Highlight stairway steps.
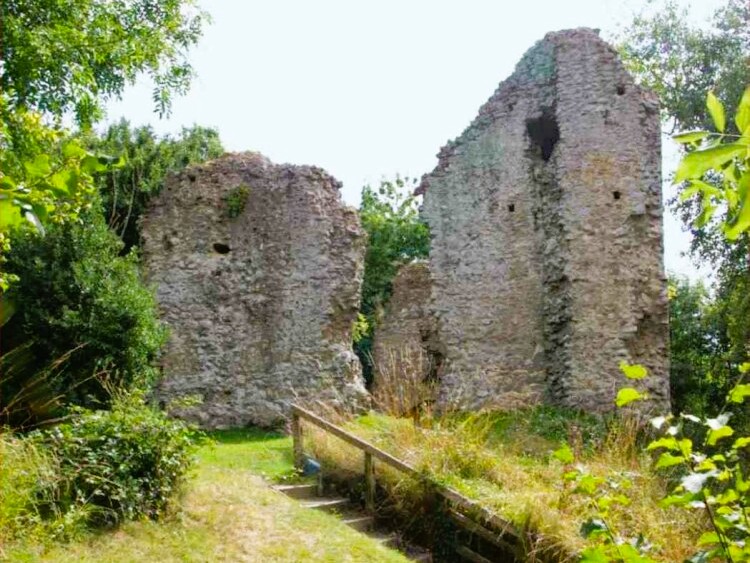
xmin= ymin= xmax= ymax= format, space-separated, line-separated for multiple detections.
xmin=343 ymin=515 xmax=374 ymax=532
xmin=371 ymin=532 xmax=399 ymax=549
xmin=300 ymin=497 xmax=350 ymax=512
xmin=275 ymin=482 xmax=430 ymax=561
xmin=272 ymin=483 xmax=318 ymax=499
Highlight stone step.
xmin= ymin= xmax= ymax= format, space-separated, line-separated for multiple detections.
xmin=273 ymin=483 xmax=319 ymax=500
xmin=342 ymin=515 xmax=374 ymax=532
xmin=300 ymin=497 xmax=350 ymax=512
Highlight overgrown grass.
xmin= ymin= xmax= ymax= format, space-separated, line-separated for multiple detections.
xmin=2 ymin=429 xmax=409 ymax=562
xmin=305 ymin=407 xmax=707 ymax=562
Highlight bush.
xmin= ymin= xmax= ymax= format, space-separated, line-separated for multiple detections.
xmin=34 ymin=395 xmax=199 ymax=526
xmin=1 ymin=210 xmax=167 ymax=426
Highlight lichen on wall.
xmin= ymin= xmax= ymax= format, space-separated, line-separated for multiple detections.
xmin=141 ymin=152 xmax=369 ymax=427
xmin=418 ymin=28 xmax=669 ymax=412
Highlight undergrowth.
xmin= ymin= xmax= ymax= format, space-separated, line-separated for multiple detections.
xmin=305 ymin=406 xmax=706 ymax=562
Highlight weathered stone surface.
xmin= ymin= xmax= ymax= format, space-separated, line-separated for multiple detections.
xmin=141 ymin=152 xmax=369 ymax=427
xmin=418 ymin=28 xmax=669 ymax=412
xmin=371 ymin=261 xmax=443 ymax=413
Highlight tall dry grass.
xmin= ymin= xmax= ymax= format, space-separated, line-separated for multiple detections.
xmin=304 ymin=409 xmax=706 ymax=562
xmin=371 ymin=345 xmax=438 ymax=420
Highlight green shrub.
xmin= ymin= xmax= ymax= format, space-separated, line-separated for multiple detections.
xmin=224 ymin=184 xmax=250 ymax=218
xmin=34 ymin=394 xmax=199 ymax=526
xmin=1 ymin=210 xmax=167 ymax=426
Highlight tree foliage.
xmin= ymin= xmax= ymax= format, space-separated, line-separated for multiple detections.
xmin=356 ymin=178 xmax=430 ymax=381
xmin=618 ymin=0 xmax=749 ymax=135
xmin=87 ymin=120 xmax=224 ymax=250
xmin=0 ymin=0 xmax=208 ymax=291
xmin=567 ymin=90 xmax=750 ymax=563
xmin=1 ymin=210 xmax=166 ymax=428
xmin=1 ymin=0 xmax=206 ymax=125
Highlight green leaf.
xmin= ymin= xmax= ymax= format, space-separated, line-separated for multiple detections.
xmin=655 ymin=452 xmax=685 ymax=468
xmin=697 ymin=531 xmax=720 ymax=546
xmin=81 ymin=154 xmax=108 ymax=174
xmin=674 ymin=143 xmax=747 ymax=183
xmin=616 ymin=387 xmax=645 ymax=407
xmin=728 ymin=384 xmax=750 ymax=403
xmin=619 ymin=361 xmax=648 ymax=379
xmin=0 ymin=197 xmax=25 ymax=230
xmin=707 ymin=91 xmax=726 ymax=133
xmin=679 ymin=180 xmax=723 ymax=202
xmin=580 ymin=546 xmax=610 ymax=563
xmin=673 ymin=130 xmax=710 ymax=144
xmin=724 ymin=188 xmax=750 ymax=240
xmin=552 ymin=444 xmax=574 ymax=464
xmin=707 ymin=426 xmax=734 ymax=445
xmin=0 ymin=295 xmax=17 ymax=327
xmin=647 ymin=436 xmax=678 ymax=451
xmin=732 ymin=437 xmax=750 ymax=449
xmin=62 ymin=141 xmax=87 ymax=159
xmin=735 ymin=86 xmax=750 ymax=134
xmin=23 ymin=154 xmax=52 ymax=179
xmin=661 ymin=492 xmax=695 ymax=507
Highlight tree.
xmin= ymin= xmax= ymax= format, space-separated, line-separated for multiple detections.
xmin=619 ymin=1 xmax=750 ymax=423
xmin=668 ymin=276 xmax=727 ymax=416
xmin=356 ymin=178 xmax=430 ymax=382
xmin=0 ymin=0 xmax=207 ymax=293
xmin=87 ymin=120 xmax=224 ymax=250
xmin=618 ymin=0 xmax=749 ymax=135
xmin=1 ymin=209 xmax=167 ymax=428
xmin=1 ymin=0 xmax=206 ymax=125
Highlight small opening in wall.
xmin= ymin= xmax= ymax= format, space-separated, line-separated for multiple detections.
xmin=508 ymin=203 xmax=515 ymax=212
xmin=613 ymin=191 xmax=621 ymax=200
xmin=213 ymin=242 xmax=231 ymax=254
xmin=526 ymin=109 xmax=560 ymax=161
xmin=616 ymin=85 xmax=626 ymax=96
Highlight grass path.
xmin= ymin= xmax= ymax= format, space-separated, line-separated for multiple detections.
xmin=6 ymin=429 xmax=409 ymax=563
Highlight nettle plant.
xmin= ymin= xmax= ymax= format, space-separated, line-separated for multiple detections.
xmin=557 ymin=87 xmax=750 ymax=563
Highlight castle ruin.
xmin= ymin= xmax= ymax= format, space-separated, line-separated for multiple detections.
xmin=141 ymin=153 xmax=369 ymax=427
xmin=411 ymin=28 xmax=669 ymax=412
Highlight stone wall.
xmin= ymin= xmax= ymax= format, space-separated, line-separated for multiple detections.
xmin=417 ymin=28 xmax=669 ymax=412
xmin=141 ymin=152 xmax=369 ymax=427
xmin=371 ymin=261 xmax=442 ymax=413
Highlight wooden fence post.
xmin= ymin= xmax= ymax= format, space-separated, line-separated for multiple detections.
xmin=292 ymin=410 xmax=304 ymax=470
xmin=364 ymin=451 xmax=375 ymax=513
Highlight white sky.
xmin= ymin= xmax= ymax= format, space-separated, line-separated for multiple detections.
xmin=106 ymin=0 xmax=722 ymax=281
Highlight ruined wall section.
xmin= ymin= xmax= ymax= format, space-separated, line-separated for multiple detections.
xmin=417 ymin=41 xmax=558 ymax=409
xmin=141 ymin=152 xmax=369 ymax=427
xmin=552 ymin=30 xmax=668 ymax=409
xmin=419 ymin=29 xmax=669 ymax=412
xmin=371 ymin=262 xmax=442 ymax=411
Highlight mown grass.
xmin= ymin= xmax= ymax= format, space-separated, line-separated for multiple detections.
xmin=2 ymin=428 xmax=409 ymax=563
xmin=305 ymin=408 xmax=707 ymax=562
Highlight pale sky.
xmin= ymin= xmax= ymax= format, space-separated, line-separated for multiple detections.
xmin=106 ymin=0 xmax=721 ymax=281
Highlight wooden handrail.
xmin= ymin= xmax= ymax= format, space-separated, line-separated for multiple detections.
xmin=290 ymin=404 xmax=521 ymax=540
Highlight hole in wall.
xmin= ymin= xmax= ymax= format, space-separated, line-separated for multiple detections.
xmin=616 ymin=85 xmax=626 ymax=96
xmin=526 ymin=110 xmax=560 ymax=161
xmin=213 ymin=242 xmax=231 ymax=254
xmin=508 ymin=203 xmax=515 ymax=212
xmin=613 ymin=191 xmax=621 ymax=200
